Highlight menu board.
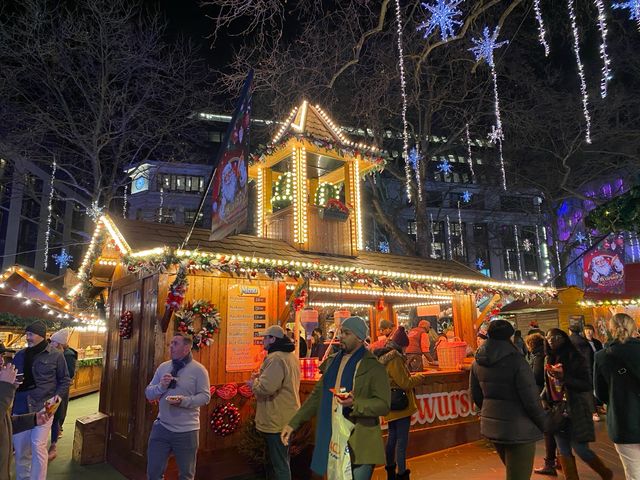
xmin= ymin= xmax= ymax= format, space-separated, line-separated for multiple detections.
xmin=226 ymin=284 xmax=270 ymax=372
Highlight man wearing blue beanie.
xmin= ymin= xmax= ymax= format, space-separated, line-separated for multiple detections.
xmin=282 ymin=317 xmax=390 ymax=479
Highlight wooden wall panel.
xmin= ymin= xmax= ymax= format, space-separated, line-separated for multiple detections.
xmin=452 ymin=294 xmax=477 ymax=349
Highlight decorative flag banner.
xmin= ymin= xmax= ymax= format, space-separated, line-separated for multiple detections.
xmin=209 ymin=71 xmax=253 ymax=241
xmin=583 ymin=233 xmax=625 ymax=294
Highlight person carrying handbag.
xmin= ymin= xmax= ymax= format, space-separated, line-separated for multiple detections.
xmin=375 ymin=326 xmax=428 ymax=480
xmin=542 ymin=328 xmax=612 ymax=480
xmin=594 ymin=313 xmax=640 ymax=479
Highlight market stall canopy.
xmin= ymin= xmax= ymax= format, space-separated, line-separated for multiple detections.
xmin=70 ymin=215 xmax=554 ymax=302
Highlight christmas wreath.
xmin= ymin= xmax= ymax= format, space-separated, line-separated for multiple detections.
xmin=210 ymin=402 xmax=241 ymax=437
xmin=175 ymin=300 xmax=221 ymax=350
xmin=119 ymin=310 xmax=133 ymax=339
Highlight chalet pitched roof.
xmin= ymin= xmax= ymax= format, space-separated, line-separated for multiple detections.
xmin=110 ymin=217 xmax=488 ymax=281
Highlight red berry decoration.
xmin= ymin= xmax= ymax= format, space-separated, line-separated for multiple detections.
xmin=119 ymin=310 xmax=134 ymax=339
xmin=210 ymin=403 xmax=240 ymax=437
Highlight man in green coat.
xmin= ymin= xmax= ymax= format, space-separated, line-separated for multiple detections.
xmin=281 ymin=316 xmax=390 ymax=480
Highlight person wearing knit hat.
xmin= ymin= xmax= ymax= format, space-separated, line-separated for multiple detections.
xmin=406 ymin=320 xmax=435 ymax=372
xmin=375 ymin=326 xmax=427 ymax=480
xmin=48 ymin=328 xmax=78 ymax=460
xmin=282 ymin=316 xmax=390 ymax=479
xmin=470 ymin=319 xmax=545 ymax=480
xmin=12 ymin=321 xmax=70 ymax=479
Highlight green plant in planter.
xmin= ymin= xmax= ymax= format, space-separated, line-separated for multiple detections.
xmin=314 ymin=182 xmax=338 ymax=207
xmin=271 ymin=172 xmax=293 ymax=211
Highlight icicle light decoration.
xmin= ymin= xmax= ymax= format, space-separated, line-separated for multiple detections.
xmin=567 ymin=0 xmax=592 ymax=143
xmin=43 ymin=159 xmax=58 ymax=270
xmin=457 ymin=202 xmax=465 ymax=257
xmin=430 ymin=213 xmax=437 ymax=259
xmin=446 ymin=214 xmax=452 ymax=260
xmin=465 ymin=124 xmax=475 ymax=182
xmin=123 ymin=183 xmax=128 ymax=219
xmin=593 ymin=0 xmax=612 ymax=98
xmin=533 ymin=0 xmax=550 ymax=56
xmin=514 ymin=225 xmax=524 ymax=281
xmin=394 ymin=0 xmax=413 ymax=201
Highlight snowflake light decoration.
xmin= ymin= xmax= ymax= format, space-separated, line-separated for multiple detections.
xmin=52 ymin=249 xmax=73 ymax=269
xmin=461 ymin=191 xmax=472 ymax=203
xmin=612 ymin=0 xmax=640 ymax=30
xmin=408 ymin=147 xmax=421 ymax=172
xmin=437 ymin=158 xmax=453 ymax=175
xmin=378 ymin=241 xmax=390 ymax=254
xmin=475 ymin=258 xmax=485 ymax=270
xmin=575 ymin=232 xmax=586 ymax=244
xmin=86 ymin=200 xmax=104 ymax=221
xmin=522 ymin=239 xmax=533 ymax=252
xmin=469 ymin=26 xmax=508 ymax=68
xmin=417 ymin=0 xmax=464 ymax=41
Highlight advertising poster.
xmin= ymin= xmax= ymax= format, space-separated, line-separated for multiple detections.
xmin=226 ymin=283 xmax=270 ymax=372
xmin=210 ymin=70 xmax=253 ymax=240
xmin=583 ymin=233 xmax=625 ymax=294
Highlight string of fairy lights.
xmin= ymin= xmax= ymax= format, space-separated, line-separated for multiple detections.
xmin=567 ymin=0 xmax=592 ymax=143
xmin=43 ymin=159 xmax=58 ymax=270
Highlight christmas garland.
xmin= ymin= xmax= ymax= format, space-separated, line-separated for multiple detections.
xmin=250 ymin=131 xmax=387 ymax=168
xmin=123 ymin=251 xmax=552 ymax=301
xmin=175 ymin=300 xmax=221 ymax=350
xmin=210 ymin=402 xmax=241 ymax=437
xmin=166 ymin=263 xmax=188 ymax=310
xmin=119 ymin=310 xmax=133 ymax=339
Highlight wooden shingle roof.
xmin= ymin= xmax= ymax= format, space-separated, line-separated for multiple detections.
xmin=111 ymin=217 xmax=488 ymax=281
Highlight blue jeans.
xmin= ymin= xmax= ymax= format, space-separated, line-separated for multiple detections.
xmin=262 ymin=432 xmax=291 ymax=479
xmin=385 ymin=416 xmax=411 ymax=473
xmin=147 ymin=422 xmax=199 ymax=480
xmin=352 ymin=464 xmax=374 ymax=480
xmin=554 ymin=432 xmax=596 ymax=462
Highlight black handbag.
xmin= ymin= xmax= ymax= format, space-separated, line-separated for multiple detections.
xmin=545 ymin=398 xmax=570 ymax=434
xmin=390 ymin=388 xmax=409 ymax=411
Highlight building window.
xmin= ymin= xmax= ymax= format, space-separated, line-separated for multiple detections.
xmin=184 ymin=209 xmax=205 ymax=228
xmin=156 ymin=174 xmax=206 ymax=194
xmin=156 ymin=208 xmax=176 ymax=224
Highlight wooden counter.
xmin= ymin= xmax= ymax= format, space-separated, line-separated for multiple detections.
xmin=70 ymin=358 xmax=103 ymax=399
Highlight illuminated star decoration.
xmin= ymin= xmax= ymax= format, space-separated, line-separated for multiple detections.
xmin=612 ymin=0 xmax=640 ymax=31
xmin=470 ymin=26 xmax=509 ymax=190
xmin=475 ymin=258 xmax=485 ymax=270
xmin=417 ymin=0 xmax=464 ymax=41
xmin=522 ymin=238 xmax=533 ymax=252
xmin=437 ymin=158 xmax=453 ymax=175
xmin=52 ymin=249 xmax=73 ymax=269
xmin=378 ymin=241 xmax=390 ymax=254
xmin=461 ymin=191 xmax=472 ymax=203
xmin=575 ymin=232 xmax=586 ymax=244
xmin=86 ymin=200 xmax=104 ymax=221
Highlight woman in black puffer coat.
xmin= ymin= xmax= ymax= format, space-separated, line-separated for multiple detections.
xmin=470 ymin=320 xmax=546 ymax=480
xmin=543 ymin=328 xmax=612 ymax=480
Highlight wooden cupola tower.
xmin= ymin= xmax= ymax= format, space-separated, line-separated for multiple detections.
xmin=249 ymin=101 xmax=384 ymax=257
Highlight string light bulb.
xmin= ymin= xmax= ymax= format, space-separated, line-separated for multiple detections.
xmin=533 ymin=0 xmax=550 ymax=56
xmin=593 ymin=0 xmax=612 ymax=98
xmin=567 ymin=0 xmax=592 ymax=143
xmin=43 ymin=158 xmax=58 ymax=270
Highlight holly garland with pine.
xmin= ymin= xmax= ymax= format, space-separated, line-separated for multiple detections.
xmin=123 ymin=250 xmax=552 ymax=301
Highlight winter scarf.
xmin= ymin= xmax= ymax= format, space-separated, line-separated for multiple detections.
xmin=267 ymin=336 xmax=295 ymax=354
xmin=169 ymin=352 xmax=193 ymax=389
xmin=311 ymin=345 xmax=366 ymax=475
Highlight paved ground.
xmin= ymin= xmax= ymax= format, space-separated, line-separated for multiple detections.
xmin=37 ymin=394 xmax=625 ymax=479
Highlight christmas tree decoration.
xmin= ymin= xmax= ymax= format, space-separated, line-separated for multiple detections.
xmin=465 ymin=124 xmax=475 ymax=182
xmin=461 ymin=191 xmax=472 ymax=203
xmin=612 ymin=0 xmax=640 ymax=31
xmin=593 ymin=0 xmax=612 ymax=98
xmin=417 ymin=0 xmax=464 ymax=41
xmin=475 ymin=258 xmax=485 ymax=270
xmin=533 ymin=0 xmax=550 ymax=56
xmin=567 ymin=0 xmax=592 ymax=143
xmin=437 ymin=158 xmax=453 ymax=175
xmin=86 ymin=200 xmax=104 ymax=222
xmin=393 ymin=0 xmax=413 ymax=201
xmin=272 ymin=172 xmax=294 ymax=210
xmin=52 ymin=249 xmax=73 ymax=269
xmin=575 ymin=232 xmax=586 ymax=244
xmin=522 ymin=238 xmax=533 ymax=253
xmin=43 ymin=159 xmax=58 ymax=270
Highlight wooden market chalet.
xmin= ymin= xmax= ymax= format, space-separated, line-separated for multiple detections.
xmin=70 ymin=101 xmax=554 ymax=478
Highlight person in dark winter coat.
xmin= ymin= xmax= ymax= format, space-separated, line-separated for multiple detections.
xmin=470 ymin=320 xmax=545 ymax=480
xmin=568 ymin=325 xmax=592 ymax=369
xmin=543 ymin=328 xmax=612 ymax=480
xmin=583 ymin=324 xmax=605 ymax=422
xmin=526 ymin=333 xmax=558 ymax=476
xmin=594 ymin=313 xmax=640 ymax=480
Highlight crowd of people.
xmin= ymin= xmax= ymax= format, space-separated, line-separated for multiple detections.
xmin=0 ymin=321 xmax=75 ymax=480
xmin=2 ymin=312 xmax=638 ymax=480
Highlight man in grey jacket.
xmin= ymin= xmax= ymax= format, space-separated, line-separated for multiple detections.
xmin=145 ymin=334 xmax=211 ymax=480
xmin=12 ymin=320 xmax=70 ymax=480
